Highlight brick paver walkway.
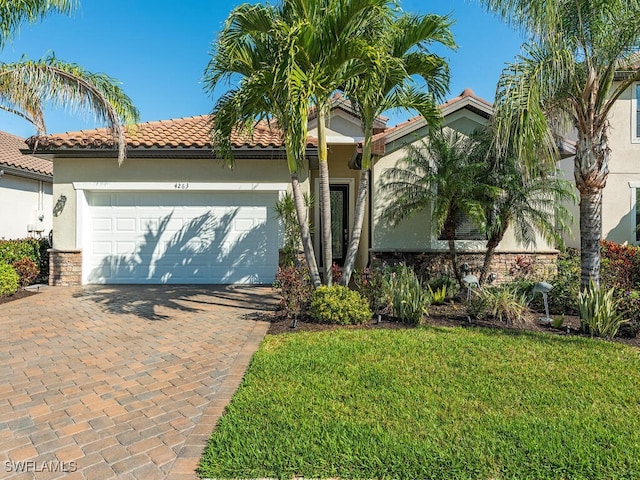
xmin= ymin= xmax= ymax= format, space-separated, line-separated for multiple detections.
xmin=0 ymin=285 xmax=275 ymax=479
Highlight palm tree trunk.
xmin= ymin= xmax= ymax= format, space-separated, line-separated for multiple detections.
xmin=479 ymin=234 xmax=502 ymax=285
xmin=340 ymin=168 xmax=368 ymax=286
xmin=579 ymin=189 xmax=602 ymax=290
xmin=340 ymin=127 xmax=373 ymax=287
xmin=574 ymin=131 xmax=608 ymax=291
xmin=317 ymin=106 xmax=333 ymax=285
xmin=291 ymin=173 xmax=321 ymax=288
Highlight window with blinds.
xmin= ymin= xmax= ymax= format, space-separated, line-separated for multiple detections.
xmin=437 ymin=211 xmax=485 ymax=241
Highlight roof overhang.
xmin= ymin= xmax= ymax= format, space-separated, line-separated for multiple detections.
xmin=24 ymin=145 xmax=319 ymax=161
xmin=0 ymin=163 xmax=52 ymax=182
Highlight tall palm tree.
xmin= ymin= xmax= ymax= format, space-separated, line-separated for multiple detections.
xmin=287 ymin=0 xmax=395 ymax=285
xmin=380 ymin=128 xmax=494 ymax=283
xmin=0 ymin=1 xmax=138 ymax=163
xmin=205 ymin=2 xmax=322 ymax=287
xmin=339 ymin=11 xmax=455 ymax=286
xmin=480 ymin=0 xmax=640 ymax=289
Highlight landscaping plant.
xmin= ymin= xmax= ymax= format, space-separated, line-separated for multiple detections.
xmin=386 ymin=265 xmax=430 ymax=325
xmin=0 ymin=263 xmax=19 ymax=296
xmin=12 ymin=258 xmax=39 ymax=288
xmin=468 ymin=285 xmax=528 ymax=324
xmin=579 ymin=280 xmax=628 ymax=339
xmin=273 ymin=265 xmax=313 ymax=320
xmin=309 ymin=285 xmax=371 ymax=325
xmin=353 ymin=267 xmax=391 ymax=315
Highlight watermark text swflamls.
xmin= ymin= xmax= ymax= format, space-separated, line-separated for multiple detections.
xmin=4 ymin=460 xmax=78 ymax=473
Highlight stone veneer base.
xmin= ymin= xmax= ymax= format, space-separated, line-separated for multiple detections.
xmin=49 ymin=249 xmax=82 ymax=286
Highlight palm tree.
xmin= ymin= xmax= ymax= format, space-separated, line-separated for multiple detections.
xmin=0 ymin=1 xmax=138 ymax=163
xmin=339 ymin=11 xmax=455 ymax=286
xmin=205 ymin=2 xmax=322 ymax=287
xmin=380 ymin=128 xmax=494 ymax=284
xmin=480 ymin=0 xmax=640 ymax=289
xmin=207 ymin=0 xmax=399 ymax=287
xmin=473 ymin=130 xmax=575 ymax=284
xmin=288 ymin=0 xmax=396 ymax=285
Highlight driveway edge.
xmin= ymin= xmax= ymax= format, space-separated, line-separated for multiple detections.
xmin=166 ymin=319 xmax=271 ymax=479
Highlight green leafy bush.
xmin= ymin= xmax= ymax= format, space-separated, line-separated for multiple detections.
xmin=12 ymin=258 xmax=39 ymax=287
xmin=0 ymin=263 xmax=19 ymax=296
xmin=468 ymin=286 xmax=528 ymax=324
xmin=544 ymin=249 xmax=580 ymax=315
xmin=579 ymin=281 xmax=628 ymax=339
xmin=0 ymin=238 xmax=42 ymax=266
xmin=386 ymin=265 xmax=430 ymax=325
xmin=600 ymin=241 xmax=640 ymax=324
xmin=310 ymin=285 xmax=372 ymax=325
xmin=427 ymin=274 xmax=459 ymax=299
xmin=273 ymin=265 xmax=313 ymax=319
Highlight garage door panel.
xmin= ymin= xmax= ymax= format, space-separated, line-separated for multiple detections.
xmin=85 ymin=191 xmax=279 ymax=284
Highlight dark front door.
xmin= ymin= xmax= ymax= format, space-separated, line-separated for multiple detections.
xmin=329 ymin=184 xmax=349 ymax=266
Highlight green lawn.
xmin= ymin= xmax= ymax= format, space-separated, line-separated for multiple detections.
xmin=198 ymin=327 xmax=640 ymax=480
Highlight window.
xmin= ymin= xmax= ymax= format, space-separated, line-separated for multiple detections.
xmin=437 ymin=211 xmax=485 ymax=241
xmin=633 ymin=84 xmax=640 ymax=142
xmin=630 ymin=183 xmax=640 ymax=244
xmin=636 ymin=85 xmax=640 ymax=140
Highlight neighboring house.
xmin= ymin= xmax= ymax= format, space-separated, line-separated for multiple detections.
xmin=0 ymin=131 xmax=53 ymax=240
xmin=26 ymin=89 xmax=557 ymax=286
xmin=558 ymin=79 xmax=640 ymax=249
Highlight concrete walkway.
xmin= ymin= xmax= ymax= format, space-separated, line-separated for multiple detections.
xmin=0 ymin=285 xmax=275 ymax=479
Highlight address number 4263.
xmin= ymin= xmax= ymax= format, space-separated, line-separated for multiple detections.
xmin=174 ymin=183 xmax=189 ymax=190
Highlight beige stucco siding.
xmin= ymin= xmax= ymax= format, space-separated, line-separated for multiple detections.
xmin=52 ymin=156 xmax=301 ymax=251
xmin=372 ymin=139 xmax=432 ymax=251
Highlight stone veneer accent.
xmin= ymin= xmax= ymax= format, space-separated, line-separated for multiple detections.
xmin=48 ymin=249 xmax=82 ymax=286
xmin=371 ymin=250 xmax=558 ymax=283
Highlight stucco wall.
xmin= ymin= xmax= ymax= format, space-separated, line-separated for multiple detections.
xmin=0 ymin=173 xmax=52 ymax=240
xmin=52 ymin=156 xmax=303 ymax=251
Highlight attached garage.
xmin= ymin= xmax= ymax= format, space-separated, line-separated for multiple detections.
xmin=26 ymin=115 xmax=313 ymax=286
xmin=79 ymin=188 xmax=281 ymax=285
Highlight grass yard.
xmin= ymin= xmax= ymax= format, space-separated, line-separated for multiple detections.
xmin=198 ymin=327 xmax=640 ymax=480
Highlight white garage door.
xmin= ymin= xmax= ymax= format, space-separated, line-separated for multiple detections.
xmin=84 ymin=191 xmax=279 ymax=284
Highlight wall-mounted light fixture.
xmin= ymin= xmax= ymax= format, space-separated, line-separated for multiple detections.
xmin=53 ymin=194 xmax=67 ymax=217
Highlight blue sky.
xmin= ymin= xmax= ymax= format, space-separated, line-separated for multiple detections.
xmin=0 ymin=0 xmax=525 ymax=138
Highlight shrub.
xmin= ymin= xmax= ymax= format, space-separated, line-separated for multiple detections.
xmin=386 ymin=265 xmax=430 ymax=325
xmin=0 ymin=263 xmax=19 ymax=296
xmin=467 ymin=286 xmax=528 ymax=324
xmin=353 ymin=267 xmax=391 ymax=314
xmin=600 ymin=241 xmax=640 ymax=322
xmin=579 ymin=281 xmax=628 ymax=339
xmin=273 ymin=265 xmax=313 ymax=319
xmin=427 ymin=284 xmax=447 ymax=305
xmin=427 ymin=275 xmax=459 ymax=299
xmin=545 ymin=249 xmax=580 ymax=315
xmin=12 ymin=258 xmax=39 ymax=287
xmin=310 ymin=285 xmax=372 ymax=325
xmin=274 ymin=192 xmax=311 ymax=267
xmin=0 ymin=238 xmax=42 ymax=266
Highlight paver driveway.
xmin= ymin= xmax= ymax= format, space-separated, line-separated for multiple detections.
xmin=0 ymin=285 xmax=275 ymax=479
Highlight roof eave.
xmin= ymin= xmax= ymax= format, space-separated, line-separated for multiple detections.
xmin=0 ymin=163 xmax=52 ymax=182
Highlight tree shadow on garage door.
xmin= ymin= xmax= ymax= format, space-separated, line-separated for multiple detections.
xmin=76 ymin=209 xmax=278 ymax=320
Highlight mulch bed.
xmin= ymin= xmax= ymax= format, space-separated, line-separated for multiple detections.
xmin=0 ymin=289 xmax=38 ymax=305
xmin=268 ymin=300 xmax=640 ymax=348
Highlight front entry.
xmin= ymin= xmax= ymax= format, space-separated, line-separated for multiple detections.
xmin=329 ymin=184 xmax=349 ymax=266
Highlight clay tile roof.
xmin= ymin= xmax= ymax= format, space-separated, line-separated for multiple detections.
xmin=439 ymin=87 xmax=493 ymax=110
xmin=26 ymin=115 xmax=314 ymax=152
xmin=0 ymin=131 xmax=52 ymax=176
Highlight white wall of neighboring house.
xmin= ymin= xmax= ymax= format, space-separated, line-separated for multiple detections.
xmin=0 ymin=172 xmax=52 ymax=240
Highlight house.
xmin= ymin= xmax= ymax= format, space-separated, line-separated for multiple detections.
xmin=558 ymin=79 xmax=640 ymax=249
xmin=26 ymin=89 xmax=557 ymax=286
xmin=0 ymin=131 xmax=53 ymax=240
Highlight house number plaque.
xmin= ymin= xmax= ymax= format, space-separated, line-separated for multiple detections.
xmin=174 ymin=183 xmax=189 ymax=190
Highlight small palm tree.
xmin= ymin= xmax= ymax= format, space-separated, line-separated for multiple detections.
xmin=339 ymin=11 xmax=455 ymax=286
xmin=380 ymin=128 xmax=495 ymax=283
xmin=472 ymin=129 xmax=575 ymax=284
xmin=0 ymin=1 xmax=139 ymax=163
xmin=480 ymin=0 xmax=640 ymax=289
